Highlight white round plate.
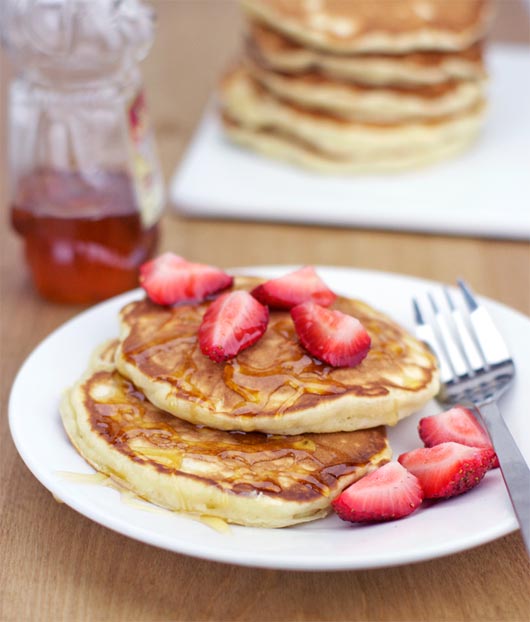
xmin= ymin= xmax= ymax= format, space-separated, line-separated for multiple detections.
xmin=9 ymin=267 xmax=529 ymax=570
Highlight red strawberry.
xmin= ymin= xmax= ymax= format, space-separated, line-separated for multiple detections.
xmin=419 ymin=406 xmax=498 ymax=468
xmin=199 ymin=290 xmax=269 ymax=362
xmin=140 ymin=253 xmax=233 ymax=305
xmin=398 ymin=442 xmax=496 ymax=499
xmin=251 ymin=266 xmax=336 ymax=309
xmin=290 ymin=301 xmax=371 ymax=367
xmin=332 ymin=462 xmax=423 ymax=523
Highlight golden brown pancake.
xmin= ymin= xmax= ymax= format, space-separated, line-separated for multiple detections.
xmin=116 ymin=276 xmax=439 ymax=434
xmin=221 ymin=114 xmax=482 ymax=173
xmin=61 ymin=341 xmax=391 ymax=527
xmin=248 ymin=21 xmax=486 ymax=85
xmin=242 ymin=0 xmax=493 ymax=54
xmin=219 ymin=67 xmax=485 ymax=171
xmin=245 ymin=55 xmax=485 ymax=122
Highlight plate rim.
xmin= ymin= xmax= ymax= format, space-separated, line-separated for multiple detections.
xmin=8 ymin=265 xmax=526 ymax=570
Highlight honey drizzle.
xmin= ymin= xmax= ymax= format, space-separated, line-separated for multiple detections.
xmin=121 ymin=292 xmax=436 ymax=419
xmin=56 ymin=471 xmax=110 ymax=485
xmin=56 ymin=469 xmax=230 ymax=529
xmin=197 ymin=515 xmax=232 ymax=534
xmin=83 ymin=370 xmax=387 ymax=502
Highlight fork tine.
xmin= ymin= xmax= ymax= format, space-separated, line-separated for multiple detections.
xmin=412 ymin=298 xmax=454 ymax=384
xmin=412 ymin=285 xmax=528 ymax=554
xmin=444 ymin=287 xmax=484 ymax=373
xmin=457 ymin=279 xmax=512 ymax=366
xmin=457 ymin=278 xmax=479 ymax=311
xmin=427 ymin=292 xmax=469 ymax=378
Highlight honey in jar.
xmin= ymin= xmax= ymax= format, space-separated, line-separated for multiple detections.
xmin=11 ymin=168 xmax=159 ymax=304
xmin=2 ymin=0 xmax=164 ymax=303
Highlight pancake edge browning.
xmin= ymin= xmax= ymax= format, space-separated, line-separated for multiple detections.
xmin=221 ymin=116 xmax=481 ymax=173
xmin=245 ymin=56 xmax=486 ymax=123
xmin=219 ymin=67 xmax=486 ymax=162
xmin=241 ymin=0 xmax=493 ymax=54
xmin=246 ymin=22 xmax=486 ymax=86
xmin=60 ymin=342 xmax=392 ymax=528
xmin=116 ymin=345 xmax=438 ymax=434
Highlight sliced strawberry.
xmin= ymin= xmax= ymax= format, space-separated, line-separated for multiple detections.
xmin=332 ymin=462 xmax=423 ymax=523
xmin=419 ymin=406 xmax=498 ymax=468
xmin=199 ymin=290 xmax=269 ymax=362
xmin=398 ymin=442 xmax=496 ymax=499
xmin=140 ymin=253 xmax=233 ymax=305
xmin=251 ymin=266 xmax=336 ymax=309
xmin=290 ymin=301 xmax=371 ymax=367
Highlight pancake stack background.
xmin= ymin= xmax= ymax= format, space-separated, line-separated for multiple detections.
xmin=219 ymin=0 xmax=493 ymax=173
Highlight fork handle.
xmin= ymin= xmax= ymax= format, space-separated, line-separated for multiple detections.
xmin=479 ymin=401 xmax=530 ymax=555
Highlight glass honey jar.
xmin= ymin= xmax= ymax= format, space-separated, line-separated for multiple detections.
xmin=1 ymin=0 xmax=164 ymax=303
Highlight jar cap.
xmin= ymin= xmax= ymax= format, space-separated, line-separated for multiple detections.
xmin=1 ymin=0 xmax=154 ymax=84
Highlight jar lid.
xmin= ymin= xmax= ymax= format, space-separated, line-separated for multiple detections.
xmin=0 ymin=0 xmax=154 ymax=84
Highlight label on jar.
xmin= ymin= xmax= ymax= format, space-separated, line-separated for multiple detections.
xmin=127 ymin=90 xmax=165 ymax=228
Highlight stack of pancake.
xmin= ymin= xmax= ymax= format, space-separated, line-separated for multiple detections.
xmin=219 ymin=0 xmax=492 ymax=173
xmin=61 ymin=276 xmax=439 ymax=528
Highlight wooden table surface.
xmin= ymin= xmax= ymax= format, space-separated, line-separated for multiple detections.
xmin=1 ymin=2 xmax=529 ymax=621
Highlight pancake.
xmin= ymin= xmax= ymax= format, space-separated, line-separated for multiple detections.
xmin=219 ymin=67 xmax=485 ymax=167
xmin=246 ymin=56 xmax=485 ymax=122
xmin=61 ymin=341 xmax=391 ymax=528
xmin=248 ymin=21 xmax=486 ymax=85
xmin=222 ymin=115 xmax=480 ymax=173
xmin=242 ymin=0 xmax=493 ymax=54
xmin=115 ymin=276 xmax=439 ymax=434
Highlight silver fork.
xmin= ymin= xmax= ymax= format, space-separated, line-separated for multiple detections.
xmin=413 ymin=279 xmax=530 ymax=555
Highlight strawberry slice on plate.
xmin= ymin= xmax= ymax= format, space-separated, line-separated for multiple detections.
xmin=419 ymin=406 xmax=498 ymax=467
xmin=398 ymin=442 xmax=496 ymax=499
xmin=291 ymin=301 xmax=371 ymax=367
xmin=199 ymin=290 xmax=269 ymax=362
xmin=251 ymin=266 xmax=336 ymax=309
xmin=332 ymin=462 xmax=424 ymax=523
xmin=140 ymin=253 xmax=233 ymax=305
